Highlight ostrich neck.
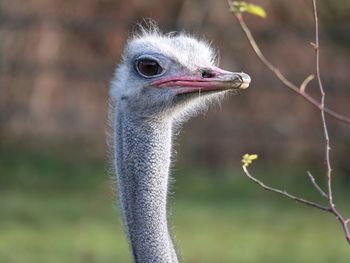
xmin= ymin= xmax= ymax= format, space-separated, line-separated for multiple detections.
xmin=114 ymin=110 xmax=178 ymax=263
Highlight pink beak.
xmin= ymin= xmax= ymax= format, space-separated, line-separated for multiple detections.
xmin=151 ymin=67 xmax=251 ymax=94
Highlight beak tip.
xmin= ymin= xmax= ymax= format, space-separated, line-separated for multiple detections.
xmin=239 ymin=72 xmax=251 ymax=90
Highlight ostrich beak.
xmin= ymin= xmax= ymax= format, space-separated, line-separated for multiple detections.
xmin=151 ymin=67 xmax=251 ymax=94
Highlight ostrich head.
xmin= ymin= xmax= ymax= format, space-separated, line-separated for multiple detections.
xmin=109 ymin=28 xmax=251 ymax=263
xmin=110 ymin=30 xmax=250 ymax=120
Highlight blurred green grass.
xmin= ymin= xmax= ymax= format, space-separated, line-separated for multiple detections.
xmin=0 ymin=147 xmax=349 ymax=263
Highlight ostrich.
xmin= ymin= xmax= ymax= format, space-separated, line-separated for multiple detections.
xmin=109 ymin=28 xmax=251 ymax=263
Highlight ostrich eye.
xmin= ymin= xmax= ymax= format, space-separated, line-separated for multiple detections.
xmin=136 ymin=59 xmax=163 ymax=77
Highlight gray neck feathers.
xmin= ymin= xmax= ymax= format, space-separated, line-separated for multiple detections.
xmin=114 ymin=109 xmax=178 ymax=263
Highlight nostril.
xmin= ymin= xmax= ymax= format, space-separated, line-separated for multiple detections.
xmin=201 ymin=69 xmax=215 ymax=78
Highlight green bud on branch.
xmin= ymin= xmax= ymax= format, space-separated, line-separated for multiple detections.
xmin=229 ymin=1 xmax=267 ymax=18
xmin=242 ymin=153 xmax=258 ymax=167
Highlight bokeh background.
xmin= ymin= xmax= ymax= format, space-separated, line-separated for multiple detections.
xmin=1 ymin=0 xmax=350 ymax=262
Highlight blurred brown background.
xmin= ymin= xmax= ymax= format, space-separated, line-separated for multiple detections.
xmin=1 ymin=0 xmax=350 ymax=169
xmin=1 ymin=1 xmax=350 ymax=262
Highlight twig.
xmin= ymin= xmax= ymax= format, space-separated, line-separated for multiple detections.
xmin=243 ymin=164 xmax=350 ymax=244
xmin=227 ymin=1 xmax=350 ymax=125
xmin=307 ymin=171 xmax=327 ymax=198
xmin=300 ymin=75 xmax=314 ymax=94
xmin=312 ymin=0 xmax=332 ymax=206
xmin=312 ymin=0 xmax=350 ymax=245
xmin=242 ymin=166 xmax=330 ymax=212
xmin=229 ymin=0 xmax=350 ymax=244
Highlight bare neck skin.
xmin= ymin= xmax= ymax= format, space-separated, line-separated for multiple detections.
xmin=114 ymin=109 xmax=178 ymax=263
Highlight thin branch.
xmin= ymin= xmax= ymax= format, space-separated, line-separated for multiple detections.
xmin=242 ymin=165 xmax=330 ymax=212
xmin=228 ymin=0 xmax=350 ymax=245
xmin=307 ymin=171 xmax=327 ymax=198
xmin=244 ymin=164 xmax=350 ymax=244
xmin=312 ymin=0 xmax=332 ymax=206
xmin=228 ymin=7 xmax=350 ymax=125
xmin=300 ymin=75 xmax=315 ymax=94
xmin=312 ymin=0 xmax=350 ymax=245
